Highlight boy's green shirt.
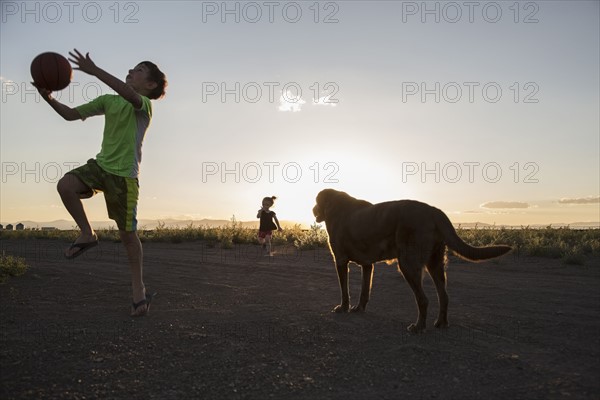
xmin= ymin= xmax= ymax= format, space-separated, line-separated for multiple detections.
xmin=76 ymin=94 xmax=152 ymax=178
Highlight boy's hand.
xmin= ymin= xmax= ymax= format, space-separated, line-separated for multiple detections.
xmin=31 ymin=82 xmax=52 ymax=101
xmin=32 ymin=81 xmax=81 ymax=120
xmin=68 ymin=49 xmax=99 ymax=76
xmin=67 ymin=48 xmax=141 ymax=108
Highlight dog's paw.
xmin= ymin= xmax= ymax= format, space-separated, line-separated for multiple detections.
xmin=434 ymin=319 xmax=449 ymax=329
xmin=407 ymin=323 xmax=426 ymax=333
xmin=332 ymin=304 xmax=349 ymax=313
xmin=350 ymin=304 xmax=366 ymax=313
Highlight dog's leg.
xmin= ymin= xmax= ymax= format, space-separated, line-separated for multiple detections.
xmin=351 ymin=263 xmax=374 ymax=312
xmin=398 ymin=259 xmax=428 ymax=333
xmin=332 ymin=261 xmax=350 ymax=313
xmin=427 ymin=243 xmax=449 ymax=328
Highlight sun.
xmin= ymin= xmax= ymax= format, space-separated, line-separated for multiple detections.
xmin=262 ymin=153 xmax=421 ymax=227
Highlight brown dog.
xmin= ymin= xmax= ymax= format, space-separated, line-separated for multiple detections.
xmin=313 ymin=189 xmax=512 ymax=333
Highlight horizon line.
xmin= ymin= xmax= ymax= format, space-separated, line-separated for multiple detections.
xmin=2 ymin=218 xmax=599 ymax=230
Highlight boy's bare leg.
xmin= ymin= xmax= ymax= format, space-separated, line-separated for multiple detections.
xmin=57 ymin=174 xmax=97 ymax=257
xmin=120 ymin=230 xmax=146 ymax=316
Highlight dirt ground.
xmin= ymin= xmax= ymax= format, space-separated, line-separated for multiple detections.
xmin=0 ymin=238 xmax=598 ymax=399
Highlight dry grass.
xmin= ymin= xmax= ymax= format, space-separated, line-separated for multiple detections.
xmin=0 ymin=252 xmax=29 ymax=283
xmin=2 ymin=221 xmax=598 ymax=264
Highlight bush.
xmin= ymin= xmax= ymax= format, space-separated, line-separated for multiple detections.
xmin=293 ymin=223 xmax=329 ymax=250
xmin=0 ymin=253 xmax=29 ymax=283
xmin=2 ymin=223 xmax=597 ymax=263
xmin=456 ymin=226 xmax=599 ymax=264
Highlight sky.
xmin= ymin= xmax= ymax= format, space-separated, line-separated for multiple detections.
xmin=1 ymin=0 xmax=599 ymax=228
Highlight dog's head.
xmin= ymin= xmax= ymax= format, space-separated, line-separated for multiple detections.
xmin=313 ymin=189 xmax=368 ymax=223
xmin=313 ymin=189 xmax=338 ymax=223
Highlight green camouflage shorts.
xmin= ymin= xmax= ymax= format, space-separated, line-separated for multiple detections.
xmin=67 ymin=159 xmax=139 ymax=231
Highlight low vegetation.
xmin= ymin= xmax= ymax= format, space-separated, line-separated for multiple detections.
xmin=0 ymin=252 xmax=29 ymax=283
xmin=1 ymin=220 xmax=598 ymax=265
xmin=455 ymin=225 xmax=599 ymax=264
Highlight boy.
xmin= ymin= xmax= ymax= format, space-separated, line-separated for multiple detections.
xmin=34 ymin=49 xmax=167 ymax=316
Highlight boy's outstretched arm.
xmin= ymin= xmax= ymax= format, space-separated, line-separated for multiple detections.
xmin=69 ymin=49 xmax=143 ymax=110
xmin=33 ymin=84 xmax=81 ymax=121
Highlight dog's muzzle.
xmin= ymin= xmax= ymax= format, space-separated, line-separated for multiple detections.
xmin=313 ymin=204 xmax=324 ymax=223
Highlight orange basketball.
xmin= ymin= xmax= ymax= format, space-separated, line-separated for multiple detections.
xmin=30 ymin=52 xmax=72 ymax=91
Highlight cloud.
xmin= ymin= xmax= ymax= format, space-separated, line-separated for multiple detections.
xmin=312 ymin=95 xmax=338 ymax=107
xmin=480 ymin=201 xmax=530 ymax=209
xmin=558 ymin=196 xmax=599 ymax=205
xmin=278 ymin=90 xmax=306 ymax=112
xmin=0 ymin=76 xmax=16 ymax=90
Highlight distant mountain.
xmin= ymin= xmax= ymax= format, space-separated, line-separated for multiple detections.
xmin=567 ymin=222 xmax=600 ymax=228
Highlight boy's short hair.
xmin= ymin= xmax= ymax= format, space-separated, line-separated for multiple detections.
xmin=141 ymin=61 xmax=167 ymax=100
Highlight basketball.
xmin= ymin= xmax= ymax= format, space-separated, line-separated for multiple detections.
xmin=30 ymin=52 xmax=72 ymax=91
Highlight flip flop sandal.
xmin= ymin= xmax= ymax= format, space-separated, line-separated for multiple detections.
xmin=131 ymin=292 xmax=157 ymax=317
xmin=64 ymin=240 xmax=99 ymax=260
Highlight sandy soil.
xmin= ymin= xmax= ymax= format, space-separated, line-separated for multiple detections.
xmin=1 ymin=238 xmax=599 ymax=399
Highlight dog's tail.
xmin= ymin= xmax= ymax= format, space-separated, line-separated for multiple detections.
xmin=434 ymin=208 xmax=512 ymax=262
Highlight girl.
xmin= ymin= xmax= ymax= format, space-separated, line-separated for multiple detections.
xmin=257 ymin=196 xmax=282 ymax=256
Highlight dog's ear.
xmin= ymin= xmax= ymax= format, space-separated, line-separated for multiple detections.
xmin=314 ymin=189 xmax=332 ymax=222
xmin=315 ymin=189 xmax=342 ymax=221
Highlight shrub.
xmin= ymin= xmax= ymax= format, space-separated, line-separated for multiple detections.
xmin=0 ymin=253 xmax=29 ymax=283
xmin=293 ymin=223 xmax=329 ymax=250
xmin=2 ymin=222 xmax=597 ymax=263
